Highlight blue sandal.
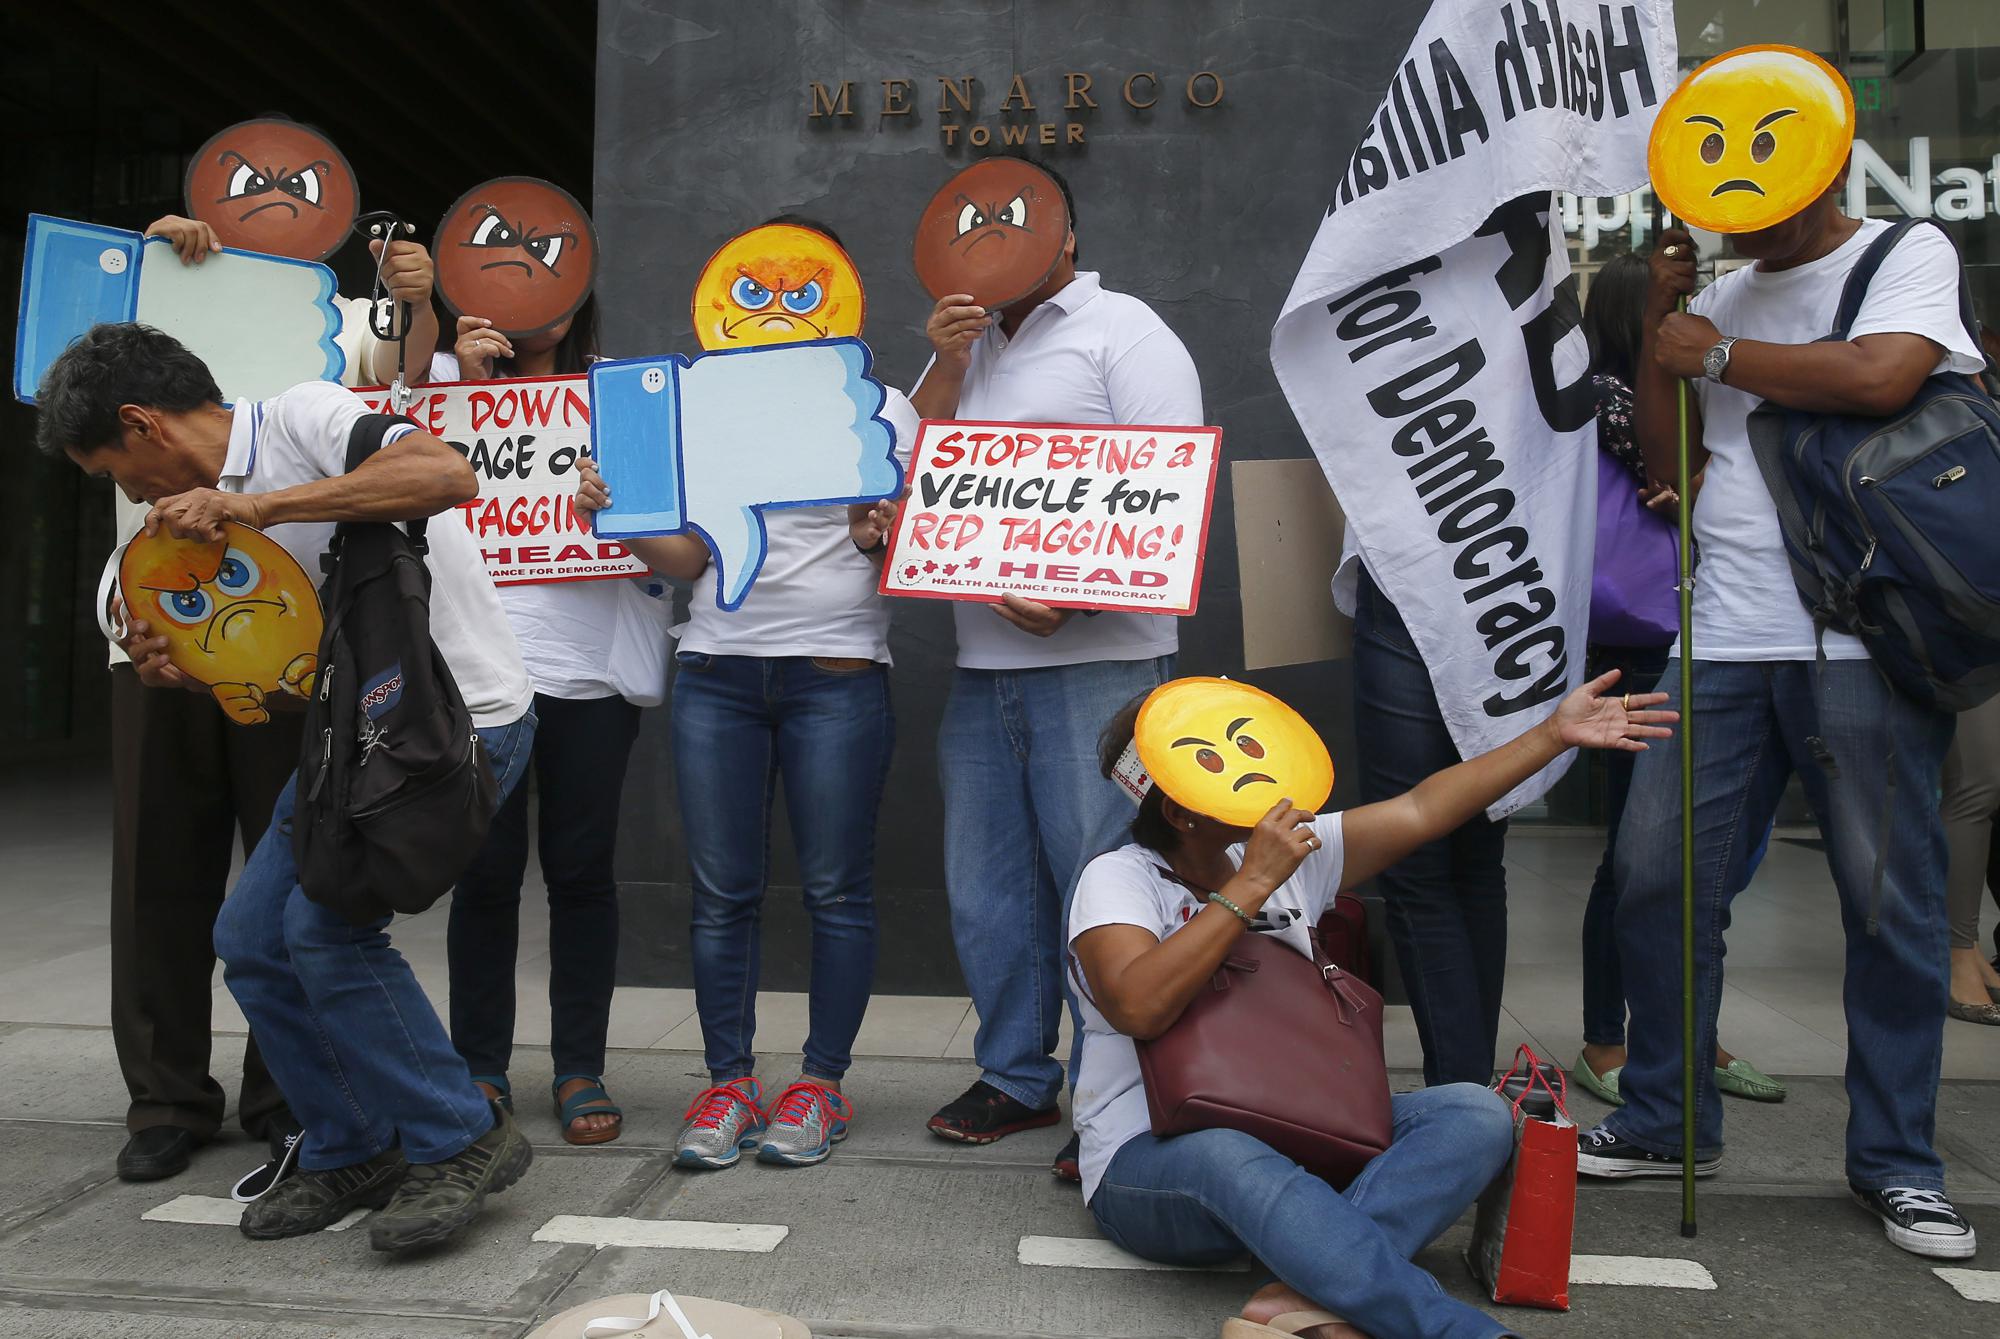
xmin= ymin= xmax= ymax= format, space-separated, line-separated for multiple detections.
xmin=554 ymin=1074 xmax=623 ymax=1146
xmin=471 ymin=1074 xmax=513 ymax=1113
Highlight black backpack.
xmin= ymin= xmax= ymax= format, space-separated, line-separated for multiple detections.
xmin=293 ymin=413 xmax=499 ymax=925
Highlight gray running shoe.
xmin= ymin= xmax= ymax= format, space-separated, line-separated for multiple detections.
xmin=367 ymin=1100 xmax=532 ymax=1254
xmin=757 ymin=1081 xmax=851 ymax=1167
xmin=674 ymin=1077 xmax=767 ymax=1170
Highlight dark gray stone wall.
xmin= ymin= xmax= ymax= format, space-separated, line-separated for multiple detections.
xmin=595 ymin=0 xmax=1427 ymax=993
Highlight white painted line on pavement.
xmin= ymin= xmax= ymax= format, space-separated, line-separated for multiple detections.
xmin=142 ymin=1194 xmax=365 ymax=1232
xmin=1570 ymin=1255 xmax=1716 ymax=1289
xmin=533 ymin=1215 xmax=788 ymax=1252
xmin=1017 ymin=1235 xmax=1250 ymax=1272
xmin=1934 ymin=1269 xmax=2000 ymax=1303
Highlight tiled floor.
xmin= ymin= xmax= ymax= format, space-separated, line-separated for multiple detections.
xmin=3 ymin=764 xmax=1996 ymax=1080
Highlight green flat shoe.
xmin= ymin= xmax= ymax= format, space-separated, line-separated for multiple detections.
xmin=1570 ymin=1054 xmax=1624 ymax=1106
xmin=1714 ymin=1057 xmax=1787 ymax=1102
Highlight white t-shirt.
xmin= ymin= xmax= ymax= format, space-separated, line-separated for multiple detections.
xmin=1684 ymin=219 xmax=1987 ymax=661
xmin=941 ymin=272 xmax=1203 ymax=670
xmin=1066 ymin=813 xmax=1349 ymax=1203
xmin=674 ymin=389 xmax=919 ymax=662
xmin=219 ymin=381 xmax=534 ymax=729
xmin=429 ymin=353 xmax=673 ymax=706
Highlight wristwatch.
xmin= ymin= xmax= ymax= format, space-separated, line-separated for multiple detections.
xmin=1703 ymin=335 xmax=1738 ymax=384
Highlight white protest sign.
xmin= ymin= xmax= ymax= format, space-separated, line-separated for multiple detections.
xmin=881 ymin=419 xmax=1222 ymax=615
xmin=1270 ymin=0 xmax=1676 ymax=818
xmin=359 ymin=375 xmax=646 ymax=585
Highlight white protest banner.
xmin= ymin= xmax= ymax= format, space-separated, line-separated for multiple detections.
xmin=881 ymin=419 xmax=1222 ymax=615
xmin=1270 ymin=0 xmax=1676 ymax=818
xmin=359 ymin=375 xmax=647 ymax=586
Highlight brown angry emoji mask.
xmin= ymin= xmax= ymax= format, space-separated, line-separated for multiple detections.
xmin=913 ymin=158 xmax=1070 ymax=309
xmin=184 ymin=118 xmax=359 ymax=262
xmin=434 ymin=177 xmax=599 ymax=337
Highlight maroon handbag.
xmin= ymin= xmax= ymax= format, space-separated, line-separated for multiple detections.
xmin=1135 ymin=926 xmax=1392 ymax=1189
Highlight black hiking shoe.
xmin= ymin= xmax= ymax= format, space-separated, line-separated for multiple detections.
xmin=238 ymin=1147 xmax=405 ymax=1239
xmin=367 ymin=1101 xmax=532 ymax=1254
xmin=926 ymin=1081 xmax=1059 ymax=1145
xmin=1051 ymin=1133 xmax=1082 ymax=1184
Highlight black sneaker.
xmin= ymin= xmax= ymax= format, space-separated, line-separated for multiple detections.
xmin=367 ymin=1100 xmax=532 ymax=1254
xmin=1576 ymin=1124 xmax=1722 ymax=1179
xmin=926 ymin=1081 xmax=1060 ymax=1145
xmin=1853 ymin=1186 xmax=1978 ymax=1259
xmin=1051 ymin=1133 xmax=1081 ymax=1184
xmin=232 ymin=1122 xmax=305 ymax=1203
xmin=239 ymin=1147 xmax=405 ymax=1239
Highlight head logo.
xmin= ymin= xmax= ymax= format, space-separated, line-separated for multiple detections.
xmin=359 ymin=664 xmax=404 ymax=721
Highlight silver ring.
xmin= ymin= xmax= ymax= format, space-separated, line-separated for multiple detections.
xmin=1663 ymin=244 xmax=1682 ymax=258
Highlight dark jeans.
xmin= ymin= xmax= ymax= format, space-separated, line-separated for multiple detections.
xmin=673 ymin=652 xmax=893 ymax=1084
xmin=448 ymin=692 xmax=641 ymax=1081
xmin=1580 ymin=644 xmax=1671 ymax=1048
xmin=110 ymin=665 xmax=296 ymax=1139
xmin=1353 ymin=570 xmax=1509 ymax=1087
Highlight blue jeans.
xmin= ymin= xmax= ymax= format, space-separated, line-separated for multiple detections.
xmin=1581 ymin=644 xmax=1670 ymax=1047
xmin=213 ymin=712 xmax=536 ymax=1171
xmin=1606 ymin=659 xmax=1953 ymax=1189
xmin=942 ymin=655 xmax=1174 ymax=1110
xmin=673 ymin=652 xmax=893 ymax=1084
xmin=1090 ymin=1084 xmax=1514 ymax=1339
xmin=1353 ymin=570 xmax=1509 ymax=1087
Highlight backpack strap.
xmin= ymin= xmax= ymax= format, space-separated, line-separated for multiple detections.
xmin=337 ymin=412 xmax=430 ymax=559
xmin=1831 ymin=218 xmax=1986 ymax=364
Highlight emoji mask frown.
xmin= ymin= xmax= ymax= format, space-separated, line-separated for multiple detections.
xmin=1649 ymin=45 xmax=1855 ymax=234
xmin=120 ymin=523 xmax=323 ymax=726
xmin=184 ymin=118 xmax=360 ymax=262
xmin=1134 ymin=678 xmax=1334 ymax=828
xmin=691 ymin=224 xmax=866 ymax=351
xmin=913 ymin=158 xmax=1071 ymax=309
xmin=434 ymin=176 xmax=599 ymax=337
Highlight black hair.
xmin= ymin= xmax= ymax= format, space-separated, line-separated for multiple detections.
xmin=1583 ymin=252 xmax=1648 ymax=385
xmin=1000 ymin=154 xmax=1079 ymax=265
xmin=1099 ymin=693 xmax=1176 ymax=855
xmin=501 ymin=290 xmax=601 ymax=378
xmin=34 ymin=323 xmax=222 ymax=458
xmin=762 ymin=213 xmax=846 ymax=250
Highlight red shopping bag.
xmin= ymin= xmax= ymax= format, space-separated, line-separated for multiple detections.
xmin=1464 ymin=1046 xmax=1577 ymax=1310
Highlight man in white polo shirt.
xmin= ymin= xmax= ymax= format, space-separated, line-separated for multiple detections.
xmin=37 ymin=322 xmax=536 ymax=1256
xmin=866 ymin=162 xmax=1201 ymax=1177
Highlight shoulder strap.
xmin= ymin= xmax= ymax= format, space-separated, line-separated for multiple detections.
xmin=340 ymin=412 xmax=430 ymax=555
xmin=1832 ymin=218 xmax=1984 ymax=360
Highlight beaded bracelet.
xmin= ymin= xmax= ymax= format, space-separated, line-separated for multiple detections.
xmin=1207 ymin=891 xmax=1252 ymax=925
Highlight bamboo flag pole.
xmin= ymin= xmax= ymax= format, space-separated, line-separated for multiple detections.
xmin=1676 ymin=303 xmax=1697 ymax=1239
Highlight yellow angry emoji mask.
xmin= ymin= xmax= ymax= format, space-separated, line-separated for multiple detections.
xmin=119 ymin=522 xmax=322 ymax=725
xmin=1649 ymin=45 xmax=1855 ymax=234
xmin=1133 ymin=678 xmax=1334 ymax=828
xmin=690 ymin=223 xmax=866 ymax=351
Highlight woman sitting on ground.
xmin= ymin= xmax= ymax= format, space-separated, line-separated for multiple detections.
xmin=1069 ymin=671 xmax=1674 ymax=1339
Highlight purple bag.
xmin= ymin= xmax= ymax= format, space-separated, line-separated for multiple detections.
xmin=1589 ymin=451 xmax=1679 ymax=648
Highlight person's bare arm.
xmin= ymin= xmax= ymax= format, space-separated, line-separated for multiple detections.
xmin=362 ymin=240 xmax=440 ymax=386
xmin=910 ymin=292 xmax=986 ymax=419
xmin=1073 ymin=801 xmax=1319 ymax=1040
xmin=572 ymin=457 xmax=710 ymax=580
xmin=146 ymin=433 xmax=475 ymax=540
xmin=1341 ymin=670 xmax=1675 ymax=890
xmin=1654 ymin=316 xmax=1944 ymax=418
xmin=1636 ymin=228 xmax=1708 ymax=489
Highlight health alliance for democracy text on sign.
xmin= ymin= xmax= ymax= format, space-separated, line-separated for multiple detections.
xmin=360 ymin=375 xmax=647 ymax=586
xmin=882 ymin=419 xmax=1221 ymax=615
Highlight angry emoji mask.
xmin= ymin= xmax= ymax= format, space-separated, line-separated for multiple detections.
xmin=184 ymin=118 xmax=359 ymax=262
xmin=690 ymin=224 xmax=865 ymax=351
xmin=913 ymin=158 xmax=1071 ymax=309
xmin=1649 ymin=45 xmax=1855 ymax=234
xmin=435 ymin=176 xmax=599 ymax=337
xmin=1134 ymin=678 xmax=1334 ymax=828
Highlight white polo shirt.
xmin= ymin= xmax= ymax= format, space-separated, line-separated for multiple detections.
xmin=216 ymin=380 xmax=534 ymax=730
xmin=940 ymin=271 xmax=1203 ymax=670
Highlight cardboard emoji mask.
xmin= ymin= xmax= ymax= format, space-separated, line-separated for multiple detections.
xmin=1130 ymin=678 xmax=1334 ymax=828
xmin=1649 ymin=45 xmax=1854 ymax=234
xmin=435 ymin=177 xmax=599 ymax=337
xmin=116 ymin=523 xmax=323 ymax=725
xmin=691 ymin=224 xmax=866 ymax=351
xmin=184 ymin=118 xmax=360 ymax=262
xmin=913 ymin=158 xmax=1070 ymax=309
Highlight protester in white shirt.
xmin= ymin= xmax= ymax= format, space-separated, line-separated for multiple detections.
xmin=574 ymin=216 xmax=918 ymax=1170
xmin=851 ymin=161 xmax=1201 ymax=1177
xmin=1070 ymin=675 xmax=1669 ymax=1339
xmin=38 ymin=323 xmax=536 ymax=1256
xmin=1576 ymin=172 xmax=1987 ymax=1263
xmin=432 ymin=296 xmax=671 ymax=1147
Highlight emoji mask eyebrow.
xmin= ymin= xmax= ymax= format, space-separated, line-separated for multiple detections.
xmin=1753 ymin=108 xmax=1798 ymax=130
xmin=1170 ymin=736 xmax=1214 ymax=748
xmin=1224 ymin=717 xmax=1253 ymax=741
xmin=1684 ymin=114 xmax=1725 ymax=129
